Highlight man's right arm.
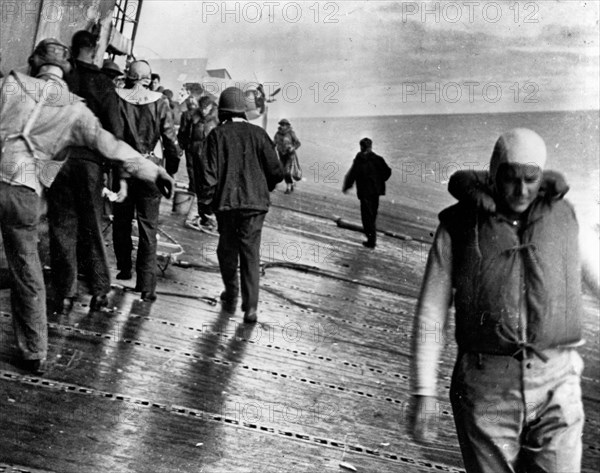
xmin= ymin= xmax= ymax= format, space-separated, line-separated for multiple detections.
xmin=410 ymin=223 xmax=453 ymax=441
xmin=177 ymin=113 xmax=189 ymax=149
xmin=342 ymin=160 xmax=356 ymax=193
xmin=196 ymin=130 xmax=219 ymax=208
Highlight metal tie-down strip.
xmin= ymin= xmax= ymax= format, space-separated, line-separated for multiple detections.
xmin=0 ymin=370 xmax=465 ymax=473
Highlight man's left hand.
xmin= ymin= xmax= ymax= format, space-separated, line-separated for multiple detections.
xmin=408 ymin=395 xmax=439 ymax=443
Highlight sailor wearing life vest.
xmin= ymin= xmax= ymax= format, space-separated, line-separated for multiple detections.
xmin=410 ymin=128 xmax=599 ymax=473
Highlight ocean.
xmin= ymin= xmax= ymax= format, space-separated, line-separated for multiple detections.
xmin=272 ymin=110 xmax=600 ymax=233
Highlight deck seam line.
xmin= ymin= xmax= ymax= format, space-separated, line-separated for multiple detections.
xmin=0 ymin=369 xmax=466 ymax=472
xmin=44 ymin=319 xmax=449 ymax=411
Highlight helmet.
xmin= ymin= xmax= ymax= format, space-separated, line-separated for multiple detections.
xmin=218 ymin=87 xmax=247 ymax=113
xmin=126 ymin=60 xmax=152 ymax=87
xmin=101 ymin=59 xmax=122 ymax=78
xmin=29 ymin=38 xmax=71 ymax=74
xmin=278 ymin=118 xmax=291 ymax=126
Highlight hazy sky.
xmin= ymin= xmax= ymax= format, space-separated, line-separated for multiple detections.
xmin=134 ymin=0 xmax=599 ymax=118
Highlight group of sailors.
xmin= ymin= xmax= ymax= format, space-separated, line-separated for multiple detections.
xmin=0 ymin=31 xmax=302 ymax=375
xmin=3 ymin=29 xmax=599 ymax=473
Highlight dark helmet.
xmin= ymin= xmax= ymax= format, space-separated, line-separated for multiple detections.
xmin=218 ymin=87 xmax=247 ymax=113
xmin=278 ymin=118 xmax=291 ymax=126
xmin=29 ymin=38 xmax=71 ymax=75
xmin=101 ymin=59 xmax=122 ymax=78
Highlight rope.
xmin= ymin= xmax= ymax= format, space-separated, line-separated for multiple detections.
xmin=495 ymin=322 xmax=549 ymax=362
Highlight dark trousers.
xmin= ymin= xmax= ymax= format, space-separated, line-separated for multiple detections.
xmin=113 ymin=180 xmax=161 ymax=293
xmin=216 ymin=210 xmax=266 ymax=311
xmin=190 ymin=143 xmax=212 ymax=220
xmin=47 ymin=157 xmax=110 ymax=299
xmin=0 ymin=183 xmax=47 ymax=360
xmin=360 ymin=195 xmax=379 ymax=244
xmin=185 ymin=149 xmax=195 ymax=192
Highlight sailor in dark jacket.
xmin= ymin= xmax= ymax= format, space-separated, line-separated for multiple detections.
xmin=47 ymin=30 xmax=123 ymax=315
xmin=197 ymin=87 xmax=283 ymax=323
xmin=112 ymin=60 xmax=180 ymax=302
xmin=342 ymin=138 xmax=392 ymax=248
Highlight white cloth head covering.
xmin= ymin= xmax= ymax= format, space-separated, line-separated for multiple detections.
xmin=489 ymin=128 xmax=547 ymax=181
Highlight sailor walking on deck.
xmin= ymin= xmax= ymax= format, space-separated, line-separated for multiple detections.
xmin=410 ymin=128 xmax=600 ymax=473
xmin=197 ymin=86 xmax=283 ymax=323
xmin=179 ymin=96 xmax=219 ymax=233
xmin=342 ymin=138 xmax=392 ymax=249
xmin=111 ymin=60 xmax=180 ymax=302
xmin=274 ymin=118 xmax=301 ymax=194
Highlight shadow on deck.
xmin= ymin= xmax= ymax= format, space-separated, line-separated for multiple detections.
xmin=1 ymin=184 xmax=599 ymax=473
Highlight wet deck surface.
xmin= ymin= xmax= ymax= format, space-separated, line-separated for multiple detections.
xmin=1 ymin=182 xmax=599 ymax=473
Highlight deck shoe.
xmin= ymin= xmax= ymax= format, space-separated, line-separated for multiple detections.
xmin=90 ymin=294 xmax=109 ymax=311
xmin=141 ymin=291 xmax=157 ymax=302
xmin=116 ymin=270 xmax=132 ymax=280
xmin=200 ymin=219 xmax=218 ymax=235
xmin=243 ymin=309 xmax=258 ymax=324
xmin=220 ymin=291 xmax=238 ymax=313
xmin=185 ymin=216 xmax=202 ymax=231
xmin=24 ymin=358 xmax=47 ymax=375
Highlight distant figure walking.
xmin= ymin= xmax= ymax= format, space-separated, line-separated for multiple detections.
xmin=197 ymin=87 xmax=283 ymax=323
xmin=274 ymin=118 xmax=301 ymax=193
xmin=178 ymin=96 xmax=200 ymax=192
xmin=189 ymin=96 xmax=219 ymax=233
xmin=342 ymin=138 xmax=392 ymax=248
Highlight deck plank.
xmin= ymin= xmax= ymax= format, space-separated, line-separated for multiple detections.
xmin=1 ymin=185 xmax=598 ymax=472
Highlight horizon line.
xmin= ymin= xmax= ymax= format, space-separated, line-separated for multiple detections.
xmin=277 ymin=108 xmax=600 ymax=121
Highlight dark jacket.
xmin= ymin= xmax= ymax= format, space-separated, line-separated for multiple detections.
xmin=61 ymin=59 xmax=122 ymax=166
xmin=198 ymin=120 xmax=283 ymax=212
xmin=274 ymin=127 xmax=301 ymax=157
xmin=116 ymin=87 xmax=180 ymax=176
xmin=343 ymin=151 xmax=392 ymax=199
xmin=177 ymin=109 xmax=194 ymax=150
xmin=179 ymin=108 xmax=219 ymax=152
xmin=441 ymin=172 xmax=582 ymax=356
xmin=66 ymin=59 xmax=121 ymax=135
